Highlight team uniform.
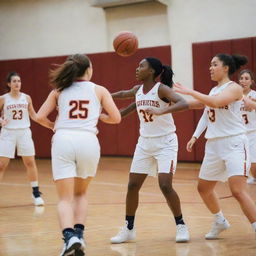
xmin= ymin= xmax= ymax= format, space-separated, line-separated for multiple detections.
xmin=200 ymin=81 xmax=250 ymax=182
xmin=241 ymin=90 xmax=256 ymax=163
xmin=52 ymin=81 xmax=101 ymax=180
xmin=130 ymin=82 xmax=178 ymax=176
xmin=0 ymin=93 xmax=35 ymax=158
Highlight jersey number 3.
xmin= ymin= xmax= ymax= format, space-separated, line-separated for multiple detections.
xmin=69 ymin=100 xmax=89 ymax=119
xmin=207 ymin=109 xmax=215 ymax=122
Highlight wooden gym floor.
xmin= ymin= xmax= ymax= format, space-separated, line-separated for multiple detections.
xmin=0 ymin=157 xmax=255 ymax=256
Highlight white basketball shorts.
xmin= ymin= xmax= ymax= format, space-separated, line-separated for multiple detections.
xmin=51 ymin=129 xmax=100 ymax=180
xmin=199 ymin=133 xmax=250 ymax=182
xmin=130 ymin=133 xmax=178 ymax=177
xmin=247 ymin=130 xmax=256 ymax=163
xmin=0 ymin=128 xmax=35 ymax=158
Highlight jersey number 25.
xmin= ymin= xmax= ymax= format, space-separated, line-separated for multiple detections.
xmin=69 ymin=100 xmax=89 ymax=119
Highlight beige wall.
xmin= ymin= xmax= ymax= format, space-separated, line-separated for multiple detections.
xmin=0 ymin=0 xmax=256 ymax=88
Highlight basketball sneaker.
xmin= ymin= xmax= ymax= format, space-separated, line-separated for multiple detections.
xmin=205 ymin=219 xmax=230 ymax=239
xmin=247 ymin=176 xmax=256 ymax=184
xmin=176 ymin=224 xmax=190 ymax=242
xmin=74 ymin=227 xmax=85 ymax=256
xmin=111 ymin=223 xmax=136 ymax=244
xmin=32 ymin=191 xmax=45 ymax=206
xmin=60 ymin=233 xmax=82 ymax=256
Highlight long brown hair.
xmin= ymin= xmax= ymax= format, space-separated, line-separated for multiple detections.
xmin=239 ymin=69 xmax=255 ymax=89
xmin=6 ymin=71 xmax=20 ymax=92
xmin=50 ymin=54 xmax=91 ymax=91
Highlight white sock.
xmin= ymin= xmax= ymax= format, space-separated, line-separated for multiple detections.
xmin=214 ymin=211 xmax=225 ymax=223
xmin=252 ymin=222 xmax=256 ymax=232
xmin=30 ymin=181 xmax=38 ymax=187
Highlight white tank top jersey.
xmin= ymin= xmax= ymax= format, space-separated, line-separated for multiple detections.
xmin=54 ymin=81 xmax=101 ymax=134
xmin=240 ymin=89 xmax=256 ymax=132
xmin=3 ymin=93 xmax=30 ymax=129
xmin=205 ymin=81 xmax=246 ymax=139
xmin=135 ymin=82 xmax=176 ymax=138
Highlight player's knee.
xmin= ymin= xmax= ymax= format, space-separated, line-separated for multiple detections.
xmin=24 ymin=159 xmax=35 ymax=168
xmin=230 ymin=189 xmax=244 ymax=200
xmin=197 ymin=183 xmax=208 ymax=195
xmin=127 ymin=181 xmax=140 ymax=192
xmin=159 ymin=182 xmax=172 ymax=194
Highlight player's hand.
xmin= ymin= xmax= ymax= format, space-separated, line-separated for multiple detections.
xmin=243 ymin=96 xmax=254 ymax=111
xmin=173 ymin=82 xmax=193 ymax=95
xmin=186 ymin=136 xmax=197 ymax=152
xmin=145 ymin=108 xmax=162 ymax=115
xmin=0 ymin=118 xmax=8 ymax=127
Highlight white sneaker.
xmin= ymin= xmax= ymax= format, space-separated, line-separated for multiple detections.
xmin=205 ymin=219 xmax=230 ymax=240
xmin=111 ymin=226 xmax=136 ymax=244
xmin=33 ymin=195 xmax=45 ymax=206
xmin=176 ymin=224 xmax=190 ymax=243
xmin=247 ymin=177 xmax=256 ymax=184
xmin=60 ymin=236 xmax=81 ymax=256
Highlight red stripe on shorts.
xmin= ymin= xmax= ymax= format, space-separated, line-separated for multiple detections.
xmin=244 ymin=144 xmax=247 ymax=176
xmin=170 ymin=160 xmax=174 ymax=173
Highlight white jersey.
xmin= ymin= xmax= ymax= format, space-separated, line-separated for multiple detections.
xmin=205 ymin=81 xmax=246 ymax=139
xmin=3 ymin=93 xmax=30 ymax=129
xmin=135 ymin=82 xmax=176 ymax=137
xmin=240 ymin=89 xmax=256 ymax=132
xmin=54 ymin=81 xmax=101 ymax=134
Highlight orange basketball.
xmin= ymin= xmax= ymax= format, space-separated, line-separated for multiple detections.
xmin=113 ymin=31 xmax=138 ymax=57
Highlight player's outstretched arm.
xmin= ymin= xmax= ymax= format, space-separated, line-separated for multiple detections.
xmin=120 ymin=102 xmax=136 ymax=118
xmin=145 ymin=84 xmax=189 ymax=115
xmin=112 ymin=85 xmax=140 ymax=99
xmin=97 ymin=86 xmax=121 ymax=124
xmin=174 ymin=82 xmax=242 ymax=108
xmin=36 ymin=90 xmax=56 ymax=130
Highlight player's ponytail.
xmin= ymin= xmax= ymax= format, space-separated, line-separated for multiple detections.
xmin=50 ymin=54 xmax=91 ymax=91
xmin=216 ymin=53 xmax=248 ymax=76
xmin=160 ymin=65 xmax=174 ymax=87
xmin=145 ymin=57 xmax=174 ymax=87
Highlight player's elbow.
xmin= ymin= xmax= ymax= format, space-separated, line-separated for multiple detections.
xmin=113 ymin=112 xmax=122 ymax=124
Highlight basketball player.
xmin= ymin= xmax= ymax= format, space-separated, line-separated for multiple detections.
xmin=239 ymin=70 xmax=256 ymax=184
xmin=174 ymin=54 xmax=256 ymax=239
xmin=0 ymin=72 xmax=44 ymax=206
xmin=36 ymin=54 xmax=121 ymax=256
xmin=110 ymin=57 xmax=190 ymax=244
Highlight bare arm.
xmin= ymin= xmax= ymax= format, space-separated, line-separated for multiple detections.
xmin=0 ymin=96 xmax=7 ymax=126
xmin=243 ymin=96 xmax=256 ymax=110
xmin=112 ymin=85 xmax=140 ymax=99
xmin=187 ymin=99 xmax=205 ymax=109
xmin=145 ymin=84 xmax=189 ymax=115
xmin=27 ymin=95 xmax=37 ymax=122
xmin=174 ymin=82 xmax=242 ymax=108
xmin=120 ymin=102 xmax=136 ymax=118
xmin=96 ymin=86 xmax=121 ymax=124
xmin=36 ymin=90 xmax=57 ymax=130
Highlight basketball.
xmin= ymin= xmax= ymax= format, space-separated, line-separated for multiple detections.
xmin=113 ymin=31 xmax=138 ymax=57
